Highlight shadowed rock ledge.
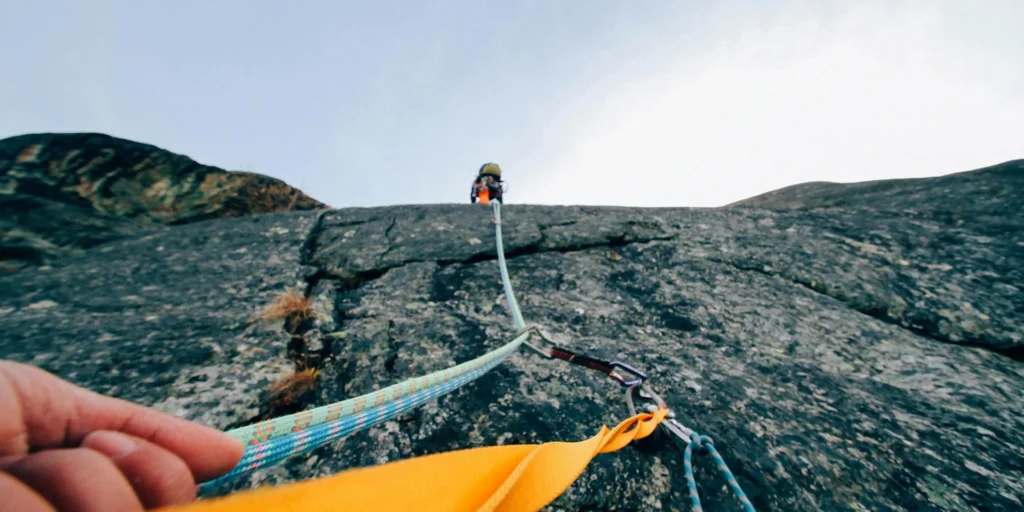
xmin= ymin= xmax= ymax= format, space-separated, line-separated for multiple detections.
xmin=0 ymin=132 xmax=325 ymax=270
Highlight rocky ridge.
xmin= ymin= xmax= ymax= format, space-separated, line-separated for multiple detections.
xmin=733 ymin=160 xmax=1023 ymax=236
xmin=0 ymin=133 xmax=324 ymax=270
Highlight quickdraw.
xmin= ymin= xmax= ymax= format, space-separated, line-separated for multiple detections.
xmin=627 ymin=384 xmax=757 ymax=512
xmin=191 ymin=201 xmax=755 ymax=511
xmin=521 ymin=326 xmax=646 ymax=387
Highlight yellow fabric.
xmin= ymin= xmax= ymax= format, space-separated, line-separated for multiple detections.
xmin=164 ymin=408 xmax=667 ymax=512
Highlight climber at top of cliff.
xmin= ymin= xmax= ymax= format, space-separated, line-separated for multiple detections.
xmin=470 ymin=163 xmax=504 ymax=204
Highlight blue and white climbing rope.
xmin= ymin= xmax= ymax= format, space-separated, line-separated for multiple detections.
xmin=683 ymin=433 xmax=756 ymax=512
xmin=204 ymin=200 xmax=757 ymax=511
xmin=200 ymin=356 xmax=507 ymax=491
xmin=628 ymin=384 xmax=756 ymax=511
xmin=203 ymin=201 xmax=533 ymax=490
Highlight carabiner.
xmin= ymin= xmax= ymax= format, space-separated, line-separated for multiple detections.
xmin=521 ymin=327 xmax=647 ymax=387
xmin=519 ymin=325 xmax=554 ymax=358
xmin=608 ymin=361 xmax=647 ymax=388
xmin=548 ymin=348 xmax=646 ymax=388
xmin=626 ymin=384 xmax=694 ymax=444
xmin=626 ymin=382 xmax=668 ymax=415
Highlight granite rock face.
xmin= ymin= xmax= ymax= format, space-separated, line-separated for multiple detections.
xmin=1 ymin=163 xmax=1022 ymax=511
xmin=0 ymin=133 xmax=325 ymax=270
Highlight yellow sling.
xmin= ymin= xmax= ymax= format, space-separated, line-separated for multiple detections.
xmin=165 ymin=407 xmax=666 ymax=512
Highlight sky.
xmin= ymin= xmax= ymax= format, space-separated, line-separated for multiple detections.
xmin=1 ymin=0 xmax=1022 ymax=208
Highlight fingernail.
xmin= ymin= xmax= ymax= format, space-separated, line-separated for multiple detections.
xmin=85 ymin=431 xmax=139 ymax=459
xmin=216 ymin=430 xmax=245 ymax=450
xmin=0 ymin=454 xmax=25 ymax=469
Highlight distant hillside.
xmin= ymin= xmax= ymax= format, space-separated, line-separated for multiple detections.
xmin=0 ymin=132 xmax=325 ymax=270
xmin=731 ymin=160 xmax=1023 ymax=233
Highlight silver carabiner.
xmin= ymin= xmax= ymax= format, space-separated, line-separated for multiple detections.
xmin=519 ymin=325 xmax=555 ymax=358
xmin=625 ymin=383 xmax=696 ymax=443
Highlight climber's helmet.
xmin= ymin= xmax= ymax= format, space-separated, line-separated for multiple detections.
xmin=478 ymin=163 xmax=501 ymax=179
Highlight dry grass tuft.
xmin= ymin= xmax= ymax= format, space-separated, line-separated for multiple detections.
xmin=256 ymin=288 xmax=314 ymax=324
xmin=285 ymin=188 xmax=301 ymax=212
xmin=267 ymin=368 xmax=321 ymax=408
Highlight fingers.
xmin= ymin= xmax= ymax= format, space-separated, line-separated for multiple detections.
xmin=0 ymin=432 xmax=199 ymax=511
xmin=2 ymin=448 xmax=143 ymax=512
xmin=77 ymin=396 xmax=243 ymax=483
xmin=83 ymin=431 xmax=197 ymax=509
xmin=0 ymin=362 xmax=32 ymax=454
xmin=0 ymin=471 xmax=57 ymax=512
xmin=0 ymin=361 xmax=244 ymax=482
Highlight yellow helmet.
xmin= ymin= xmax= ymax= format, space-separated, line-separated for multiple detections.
xmin=478 ymin=163 xmax=501 ymax=178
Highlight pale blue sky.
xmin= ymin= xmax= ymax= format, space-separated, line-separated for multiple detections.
xmin=2 ymin=1 xmax=1021 ymax=207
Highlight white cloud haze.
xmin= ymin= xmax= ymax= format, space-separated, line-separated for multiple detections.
xmin=1 ymin=1 xmax=1021 ymax=207
xmin=528 ymin=2 xmax=1024 ymax=206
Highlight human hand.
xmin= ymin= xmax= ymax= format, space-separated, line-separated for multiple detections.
xmin=0 ymin=361 xmax=244 ymax=511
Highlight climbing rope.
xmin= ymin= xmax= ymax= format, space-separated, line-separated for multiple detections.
xmin=201 ymin=201 xmax=544 ymax=491
xmin=200 ymin=328 xmax=534 ymax=491
xmin=165 ymin=408 xmax=667 ymax=512
xmin=683 ymin=434 xmax=756 ymax=512
xmin=223 ymin=329 xmax=528 ymax=447
xmin=627 ymin=384 xmax=756 ymax=512
xmin=196 ymin=200 xmax=754 ymax=511
xmin=203 ymin=355 xmax=508 ymax=488
xmin=492 ymin=201 xmax=525 ymax=330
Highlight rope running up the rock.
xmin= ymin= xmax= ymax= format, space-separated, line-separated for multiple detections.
xmin=201 ymin=201 xmax=535 ymax=491
xmin=683 ymin=433 xmax=756 ymax=512
xmin=203 ymin=201 xmax=755 ymax=512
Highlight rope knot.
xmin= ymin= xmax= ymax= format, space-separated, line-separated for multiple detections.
xmin=689 ymin=433 xmax=714 ymax=453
